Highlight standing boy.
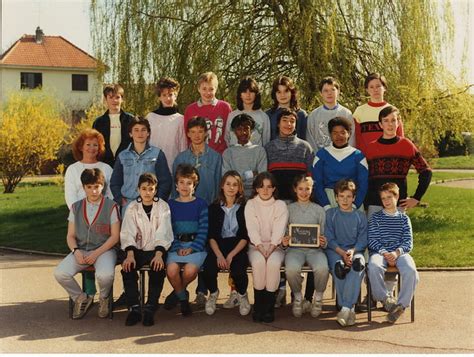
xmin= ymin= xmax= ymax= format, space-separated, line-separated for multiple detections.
xmin=110 ymin=116 xmax=172 ymax=211
xmin=54 ymin=168 xmax=120 ymax=319
xmin=93 ymin=84 xmax=134 ymax=167
xmin=306 ymin=76 xmax=354 ymax=151
xmin=222 ymin=114 xmax=267 ymax=197
xmin=173 ymin=116 xmax=222 ymax=205
xmin=184 ymin=72 xmax=232 ymax=154
xmin=146 ymin=77 xmax=187 ymax=173
xmin=353 ymin=73 xmax=403 ymax=155
xmin=368 ymin=183 xmax=419 ymax=323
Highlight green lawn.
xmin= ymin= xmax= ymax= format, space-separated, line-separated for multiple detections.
xmin=0 ymin=172 xmax=473 ymax=266
xmin=429 ymin=155 xmax=474 ymax=169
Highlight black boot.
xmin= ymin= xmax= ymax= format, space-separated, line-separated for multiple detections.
xmin=252 ymin=289 xmax=264 ymax=322
xmin=262 ymin=290 xmax=276 ymax=323
xmin=142 ymin=304 xmax=155 ymax=326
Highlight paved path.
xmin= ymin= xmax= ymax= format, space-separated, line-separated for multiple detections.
xmin=0 ymin=251 xmax=473 ymax=354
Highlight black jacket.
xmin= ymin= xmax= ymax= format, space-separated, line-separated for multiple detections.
xmin=92 ymin=110 xmax=134 ymax=167
xmin=207 ymin=202 xmax=249 ymax=245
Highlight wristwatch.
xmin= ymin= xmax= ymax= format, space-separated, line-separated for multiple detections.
xmin=72 ymin=247 xmax=79 ymax=254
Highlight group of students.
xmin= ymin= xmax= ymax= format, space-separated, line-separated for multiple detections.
xmin=54 ymin=70 xmax=431 ymax=328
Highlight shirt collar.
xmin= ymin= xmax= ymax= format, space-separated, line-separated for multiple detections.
xmin=197 ymin=98 xmax=218 ymax=107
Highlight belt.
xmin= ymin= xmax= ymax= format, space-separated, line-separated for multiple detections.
xmin=177 ymin=233 xmax=197 ymax=242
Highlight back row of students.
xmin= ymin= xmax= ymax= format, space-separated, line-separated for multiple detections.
xmin=56 ymin=70 xmax=431 ymax=327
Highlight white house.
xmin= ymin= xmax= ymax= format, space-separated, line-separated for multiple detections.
xmin=0 ymin=27 xmax=101 ymax=114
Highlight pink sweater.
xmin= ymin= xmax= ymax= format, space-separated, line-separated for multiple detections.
xmin=244 ymin=196 xmax=289 ymax=246
xmin=184 ymin=99 xmax=232 ymax=154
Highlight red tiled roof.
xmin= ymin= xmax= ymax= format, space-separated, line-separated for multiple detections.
xmin=0 ymin=35 xmax=98 ymax=69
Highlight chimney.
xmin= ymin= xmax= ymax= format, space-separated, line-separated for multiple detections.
xmin=35 ymin=26 xmax=44 ymax=44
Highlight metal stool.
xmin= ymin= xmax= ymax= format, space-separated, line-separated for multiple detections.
xmin=68 ymin=265 xmax=113 ymax=319
xmin=367 ymin=265 xmax=415 ymax=322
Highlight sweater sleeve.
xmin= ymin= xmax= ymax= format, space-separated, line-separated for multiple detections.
xmin=325 ymin=210 xmax=339 ymax=251
xmin=177 ymin=118 xmax=188 ymax=154
xmin=155 ymin=150 xmax=172 ymax=200
xmin=236 ymin=205 xmax=250 ymax=242
xmin=120 ymin=205 xmax=138 ymax=250
xmin=399 ymin=214 xmax=413 ymax=254
xmin=411 ymin=149 xmax=432 ymax=201
xmin=296 ymin=109 xmax=308 ymax=141
xmin=64 ymin=165 xmax=78 ymax=209
xmin=110 ymin=157 xmax=124 ymax=204
xmin=190 ymin=202 xmax=209 ymax=252
xmin=353 ymin=108 xmax=364 ymax=152
xmin=256 ymin=147 xmax=268 ymax=174
xmin=306 ymin=111 xmax=317 ymax=151
xmin=348 ymin=114 xmax=356 ymax=147
xmin=313 ymin=152 xmax=330 ymax=208
xmin=222 ymin=150 xmax=232 ymax=177
xmin=354 ymin=212 xmax=368 ymax=253
xmin=244 ymin=200 xmax=263 ymax=245
xmin=154 ymin=202 xmax=173 ymax=251
xmin=270 ymin=201 xmax=289 ymax=245
xmin=261 ymin=112 xmax=271 ymax=146
xmin=368 ymin=215 xmax=387 ymax=255
xmin=355 ymin=153 xmax=369 ymax=208
xmin=305 ymin=145 xmax=315 ymax=176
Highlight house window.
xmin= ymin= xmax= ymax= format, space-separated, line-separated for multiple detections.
xmin=20 ymin=72 xmax=42 ymax=89
xmin=72 ymin=74 xmax=88 ymax=91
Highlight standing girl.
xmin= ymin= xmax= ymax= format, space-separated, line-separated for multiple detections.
xmin=225 ymin=76 xmax=271 ymax=147
xmin=166 ymin=164 xmax=209 ymax=316
xmin=266 ymin=76 xmax=308 ymax=140
xmin=245 ymin=172 xmax=288 ymax=323
xmin=281 ymin=175 xmax=329 ymax=318
xmin=203 ymin=171 xmax=251 ymax=316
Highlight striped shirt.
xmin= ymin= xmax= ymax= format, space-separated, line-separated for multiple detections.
xmin=368 ymin=209 xmax=413 ymax=255
xmin=168 ymin=197 xmax=209 ymax=253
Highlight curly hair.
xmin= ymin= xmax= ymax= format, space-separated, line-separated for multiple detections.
xmin=72 ymin=128 xmax=106 ymax=161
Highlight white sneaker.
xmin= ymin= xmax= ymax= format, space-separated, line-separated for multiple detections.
xmin=292 ymin=299 xmax=303 ymax=317
xmin=237 ymin=293 xmax=251 ymax=316
xmin=274 ymin=288 xmax=286 ymax=308
xmin=383 ymin=296 xmax=397 ymax=312
xmin=347 ymin=310 xmax=356 ymax=326
xmin=205 ymin=291 xmax=219 ymax=315
xmin=98 ymin=296 xmax=110 ymax=318
xmin=73 ymin=293 xmax=93 ymax=319
xmin=336 ymin=309 xmax=350 ymax=327
xmin=194 ymin=292 xmax=207 ymax=307
xmin=310 ymin=299 xmax=323 ymax=318
xmin=223 ymin=290 xmax=239 ymax=309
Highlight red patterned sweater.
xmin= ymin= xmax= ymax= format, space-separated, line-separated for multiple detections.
xmin=364 ymin=136 xmax=432 ymax=206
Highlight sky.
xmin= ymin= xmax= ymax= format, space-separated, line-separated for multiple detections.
xmin=1 ymin=0 xmax=473 ymax=86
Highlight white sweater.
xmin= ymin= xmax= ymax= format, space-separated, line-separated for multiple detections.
xmin=64 ymin=161 xmax=113 ymax=209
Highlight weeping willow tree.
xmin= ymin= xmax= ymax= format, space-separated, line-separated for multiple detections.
xmin=90 ymin=0 xmax=473 ymax=155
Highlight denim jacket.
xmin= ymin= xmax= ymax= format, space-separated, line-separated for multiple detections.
xmin=110 ymin=143 xmax=172 ymax=205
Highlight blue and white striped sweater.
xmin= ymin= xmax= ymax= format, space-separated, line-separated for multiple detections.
xmin=168 ymin=198 xmax=209 ymax=253
xmin=368 ymin=210 xmax=413 ymax=255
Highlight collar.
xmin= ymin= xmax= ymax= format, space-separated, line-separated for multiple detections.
xmin=368 ymin=101 xmax=387 ymax=108
xmin=278 ymin=134 xmax=297 ymax=142
xmin=129 ymin=142 xmax=151 ymax=155
xmin=377 ymin=136 xmax=400 ymax=145
xmin=235 ymin=141 xmax=253 ymax=147
xmin=197 ymin=98 xmax=218 ymax=107
xmin=254 ymin=195 xmax=276 ymax=206
xmin=189 ymin=144 xmax=209 ymax=156
xmin=323 ymin=103 xmax=339 ymax=110
xmin=153 ymin=105 xmax=178 ymax=115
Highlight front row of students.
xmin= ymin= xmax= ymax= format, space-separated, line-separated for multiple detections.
xmin=54 ymin=166 xmax=418 ymax=327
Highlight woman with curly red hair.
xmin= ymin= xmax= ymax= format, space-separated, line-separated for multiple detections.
xmin=64 ymin=128 xmax=113 ymax=209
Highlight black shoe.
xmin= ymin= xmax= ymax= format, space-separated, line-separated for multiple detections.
xmin=113 ymin=292 xmax=127 ymax=310
xmin=164 ymin=291 xmax=179 ymax=310
xmin=142 ymin=306 xmax=155 ymax=326
xmin=180 ymin=299 xmax=192 ymax=316
xmin=335 ymin=261 xmax=351 ymax=280
xmin=125 ymin=307 xmax=142 ymax=326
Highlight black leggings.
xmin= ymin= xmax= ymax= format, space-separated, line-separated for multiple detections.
xmin=202 ymin=238 xmax=249 ymax=295
xmin=122 ymin=250 xmax=167 ymax=307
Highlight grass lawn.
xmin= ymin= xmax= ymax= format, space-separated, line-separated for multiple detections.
xmin=428 ymin=155 xmax=474 ymax=169
xmin=1 ymin=171 xmax=473 ymax=266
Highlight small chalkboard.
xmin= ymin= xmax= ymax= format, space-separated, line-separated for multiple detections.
xmin=289 ymin=224 xmax=320 ymax=247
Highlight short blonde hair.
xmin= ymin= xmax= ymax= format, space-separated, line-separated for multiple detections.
xmin=197 ymin=72 xmax=218 ymax=87
xmin=379 ymin=182 xmax=400 ymax=197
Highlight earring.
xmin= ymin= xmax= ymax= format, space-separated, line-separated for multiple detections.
xmin=153 ymin=196 xmax=159 ymax=202
xmin=137 ymin=197 xmax=142 ymax=203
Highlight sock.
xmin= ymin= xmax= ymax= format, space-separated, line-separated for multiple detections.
xmin=341 ymin=306 xmax=350 ymax=312
xmin=176 ymin=290 xmax=187 ymax=301
xmin=350 ymin=307 xmax=355 ymax=312
xmin=314 ymin=291 xmax=324 ymax=301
